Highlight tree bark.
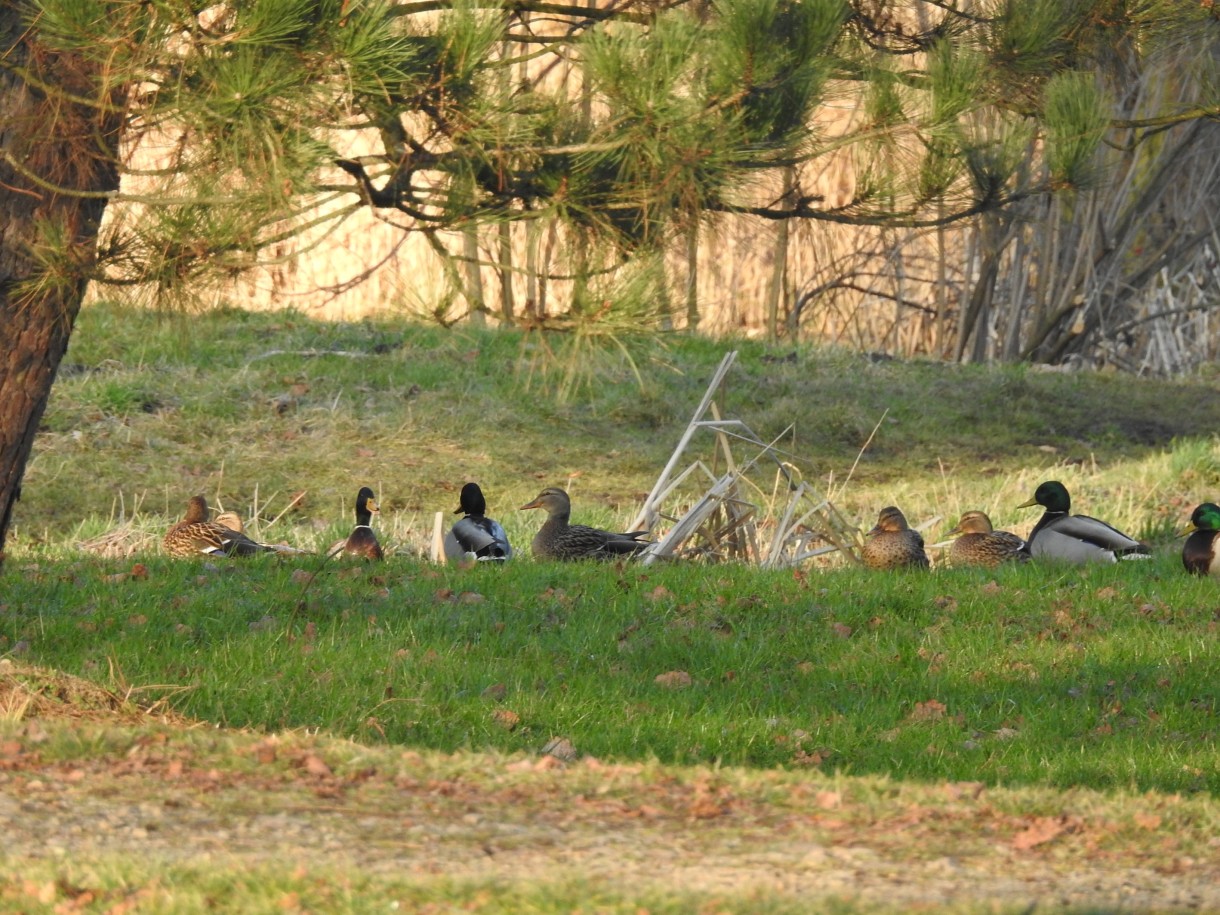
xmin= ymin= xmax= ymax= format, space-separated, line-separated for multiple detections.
xmin=0 ymin=12 xmax=125 ymax=561
xmin=498 ymin=220 xmax=515 ymax=323
xmin=684 ymin=220 xmax=699 ymax=332
xmin=764 ymin=166 xmax=795 ymax=343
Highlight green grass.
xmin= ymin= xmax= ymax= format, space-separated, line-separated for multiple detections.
xmin=0 ymin=865 xmax=846 ymax=915
xmin=2 ymin=548 xmax=1216 ymax=794
xmin=4 ymin=302 xmax=1220 ymax=798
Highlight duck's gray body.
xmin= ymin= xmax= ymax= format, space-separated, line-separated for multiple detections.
xmin=1020 ymin=481 xmax=1148 ymax=565
xmin=446 ymin=483 xmax=512 ymax=562
xmin=445 ymin=515 xmax=512 ymax=562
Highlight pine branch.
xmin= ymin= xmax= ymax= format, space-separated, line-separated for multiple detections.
xmin=706 ymin=186 xmax=1048 ymax=229
xmin=388 ymin=0 xmax=676 ymax=26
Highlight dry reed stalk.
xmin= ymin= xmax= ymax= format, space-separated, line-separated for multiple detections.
xmin=430 ymin=512 xmax=445 ymax=563
xmin=77 ymin=523 xmax=158 ymax=558
xmin=637 ymin=352 xmax=860 ymax=568
xmin=760 ymin=483 xmax=862 ymax=568
xmin=633 ymin=350 xmax=739 ymax=531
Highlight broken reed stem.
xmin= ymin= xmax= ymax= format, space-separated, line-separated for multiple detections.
xmin=265 ymin=490 xmax=308 ymax=531
xmin=631 ymin=350 xmax=738 ymax=532
xmin=834 ymin=408 xmax=888 ymax=503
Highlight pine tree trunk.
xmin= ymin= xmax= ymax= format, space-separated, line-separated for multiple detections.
xmin=0 ymin=13 xmax=124 ymax=561
xmin=764 ymin=166 xmax=795 ymax=343
xmin=684 ymin=221 xmax=699 ymax=332
xmin=463 ymin=227 xmax=486 ymax=326
xmin=498 ymin=221 xmax=514 ymax=323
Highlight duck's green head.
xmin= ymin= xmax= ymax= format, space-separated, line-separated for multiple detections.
xmin=1185 ymin=502 xmax=1220 ymax=534
xmin=457 ymin=482 xmax=487 ymax=516
xmin=1017 ymin=480 xmax=1071 ymax=513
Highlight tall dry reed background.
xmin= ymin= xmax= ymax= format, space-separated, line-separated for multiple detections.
xmin=93 ymin=3 xmax=1220 ymax=376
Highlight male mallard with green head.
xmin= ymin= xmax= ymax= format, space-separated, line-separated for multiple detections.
xmin=328 ymin=486 xmax=384 ymax=560
xmin=1017 ymin=480 xmax=1148 ymax=564
xmin=944 ymin=511 xmax=1030 ymax=568
xmin=445 ymin=482 xmax=512 ymax=562
xmin=861 ymin=506 xmax=929 ymax=570
xmin=520 ymin=487 xmax=649 ymax=561
xmin=163 ymin=495 xmax=273 ymax=558
xmin=1180 ymin=502 xmax=1220 ymax=576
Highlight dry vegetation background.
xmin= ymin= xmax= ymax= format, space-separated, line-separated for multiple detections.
xmin=95 ymin=3 xmax=1220 ymax=374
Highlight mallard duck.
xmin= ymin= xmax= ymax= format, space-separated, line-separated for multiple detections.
xmin=944 ymin=511 xmax=1030 ymax=567
xmin=328 ymin=486 xmax=384 ymax=560
xmin=519 ymin=487 xmax=650 ymax=561
xmin=214 ymin=511 xmax=245 ymax=533
xmin=1180 ymin=502 xmax=1220 ymax=576
xmin=1017 ymin=480 xmax=1148 ymax=564
xmin=444 ymin=483 xmax=512 ymax=562
xmin=163 ymin=495 xmax=273 ymax=558
xmin=861 ymin=506 xmax=929 ymax=570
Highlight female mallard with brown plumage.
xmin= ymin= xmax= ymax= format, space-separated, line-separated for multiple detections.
xmin=163 ymin=495 xmax=274 ymax=558
xmin=1180 ymin=502 xmax=1220 ymax=576
xmin=519 ymin=487 xmax=649 ymax=561
xmin=861 ymin=506 xmax=929 ymax=570
xmin=328 ymin=486 xmax=384 ymax=560
xmin=1017 ymin=480 xmax=1148 ymax=564
xmin=214 ymin=511 xmax=245 ymax=534
xmin=944 ymin=511 xmax=1030 ymax=568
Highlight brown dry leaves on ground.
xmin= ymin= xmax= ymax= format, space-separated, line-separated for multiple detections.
xmin=1 ymin=661 xmax=1218 ymax=912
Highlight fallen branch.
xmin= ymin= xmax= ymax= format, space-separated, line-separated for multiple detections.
xmin=242 ymin=349 xmax=377 ymax=369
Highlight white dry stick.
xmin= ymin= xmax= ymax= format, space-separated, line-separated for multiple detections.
xmin=242 ymin=349 xmax=374 ymax=371
xmin=641 ymin=425 xmax=788 ymax=565
xmin=431 ymin=511 xmax=445 ymax=563
xmin=630 ymin=350 xmax=738 ymax=532
xmin=640 ymin=472 xmax=741 ymax=565
xmin=709 ymin=401 xmax=759 ymax=562
xmin=763 ymin=482 xmax=812 ymax=568
xmin=265 ymin=490 xmax=308 ymax=531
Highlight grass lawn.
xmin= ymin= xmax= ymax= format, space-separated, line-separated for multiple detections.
xmin=2 ymin=549 xmax=1217 ymax=794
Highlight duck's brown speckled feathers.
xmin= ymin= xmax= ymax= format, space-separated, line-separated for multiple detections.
xmin=163 ymin=496 xmax=274 ymax=558
xmin=945 ymin=511 xmax=1030 ymax=568
xmin=520 ymin=487 xmax=649 ymax=561
xmin=214 ymin=511 xmax=245 ymax=534
xmin=1180 ymin=502 xmax=1220 ymax=576
xmin=861 ymin=506 xmax=929 ymax=570
xmin=329 ymin=486 xmax=384 ymax=560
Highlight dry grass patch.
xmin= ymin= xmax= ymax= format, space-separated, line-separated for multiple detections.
xmin=0 ymin=660 xmax=191 ymax=727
